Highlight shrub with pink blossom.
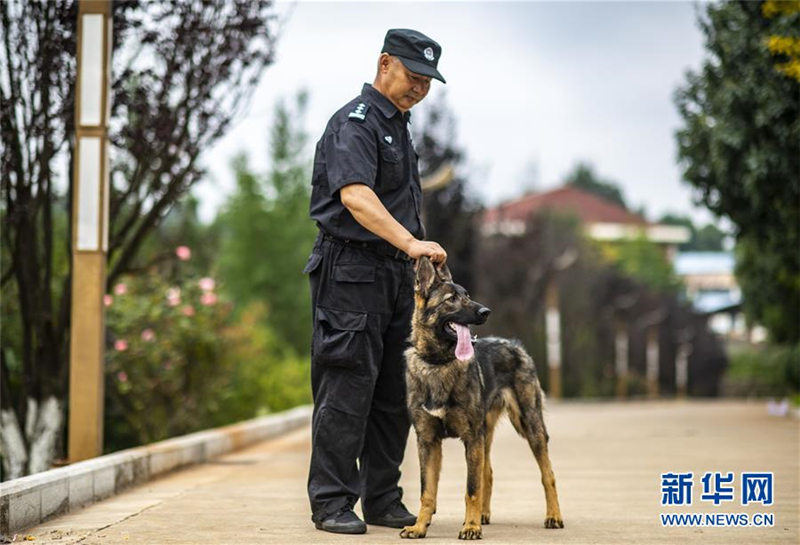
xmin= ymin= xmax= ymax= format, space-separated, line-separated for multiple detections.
xmin=104 ymin=253 xmax=310 ymax=452
xmin=104 ymin=268 xmax=235 ymax=449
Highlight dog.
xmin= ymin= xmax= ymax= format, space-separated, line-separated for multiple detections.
xmin=400 ymin=257 xmax=564 ymax=540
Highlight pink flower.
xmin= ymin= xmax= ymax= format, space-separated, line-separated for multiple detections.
xmin=166 ymin=287 xmax=181 ymax=307
xmin=141 ymin=329 xmax=155 ymax=342
xmin=113 ymin=283 xmax=127 ymax=295
xmin=104 ymin=295 xmax=113 ymax=307
xmin=114 ymin=339 xmax=128 ymax=352
xmin=181 ymin=305 xmax=195 ymax=317
xmin=117 ymin=371 xmax=128 ymax=383
xmin=199 ymin=277 xmax=215 ymax=292
xmin=175 ymin=246 xmax=191 ymax=261
xmin=200 ymin=292 xmax=218 ymax=306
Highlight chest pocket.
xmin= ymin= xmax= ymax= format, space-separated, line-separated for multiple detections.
xmin=378 ymin=143 xmax=403 ymax=190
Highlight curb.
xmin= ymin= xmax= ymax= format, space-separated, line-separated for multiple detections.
xmin=0 ymin=405 xmax=312 ymax=536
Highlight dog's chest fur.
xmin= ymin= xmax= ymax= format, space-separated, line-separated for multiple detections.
xmin=405 ymin=347 xmax=485 ymax=440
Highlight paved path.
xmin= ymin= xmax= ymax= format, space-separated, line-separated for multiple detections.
xmin=21 ymin=401 xmax=799 ymax=544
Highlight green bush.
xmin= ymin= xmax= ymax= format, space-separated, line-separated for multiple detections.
xmin=104 ymin=259 xmax=310 ymax=452
xmin=723 ymin=342 xmax=800 ymax=398
xmin=220 ymin=302 xmax=311 ymax=419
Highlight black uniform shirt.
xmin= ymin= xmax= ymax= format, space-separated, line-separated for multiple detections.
xmin=309 ymin=83 xmax=424 ymax=243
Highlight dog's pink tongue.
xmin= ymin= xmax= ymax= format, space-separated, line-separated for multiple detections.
xmin=454 ymin=323 xmax=474 ymax=361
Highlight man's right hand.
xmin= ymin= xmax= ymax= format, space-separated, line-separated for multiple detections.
xmin=405 ymin=240 xmax=447 ymax=264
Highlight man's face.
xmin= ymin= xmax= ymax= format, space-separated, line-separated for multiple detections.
xmin=380 ymin=56 xmax=432 ymax=112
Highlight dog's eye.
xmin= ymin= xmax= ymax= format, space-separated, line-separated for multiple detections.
xmin=442 ymin=294 xmax=454 ymax=302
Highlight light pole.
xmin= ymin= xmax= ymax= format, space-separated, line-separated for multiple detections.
xmin=68 ymin=0 xmax=112 ymax=463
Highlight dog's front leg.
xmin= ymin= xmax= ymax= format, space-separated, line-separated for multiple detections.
xmin=400 ymin=439 xmax=442 ymax=539
xmin=459 ymin=438 xmax=484 ymax=540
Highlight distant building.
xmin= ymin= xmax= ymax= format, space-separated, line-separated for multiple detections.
xmin=674 ymin=252 xmax=739 ymax=306
xmin=674 ymin=251 xmax=764 ymax=341
xmin=482 ymin=185 xmax=690 ymax=260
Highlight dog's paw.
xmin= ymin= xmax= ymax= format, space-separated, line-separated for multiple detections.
xmin=458 ymin=523 xmax=482 ymax=540
xmin=480 ymin=512 xmax=491 ymax=525
xmin=544 ymin=516 xmax=564 ymax=529
xmin=400 ymin=525 xmax=427 ymax=539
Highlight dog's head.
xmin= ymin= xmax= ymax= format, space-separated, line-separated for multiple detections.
xmin=413 ymin=257 xmax=491 ymax=362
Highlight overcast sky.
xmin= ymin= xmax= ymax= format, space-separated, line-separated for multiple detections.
xmin=197 ymin=1 xmax=720 ymax=226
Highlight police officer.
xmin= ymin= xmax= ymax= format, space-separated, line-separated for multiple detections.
xmin=303 ymin=29 xmax=448 ymax=534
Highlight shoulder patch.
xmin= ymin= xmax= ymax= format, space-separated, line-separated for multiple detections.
xmin=348 ymin=102 xmax=369 ymax=122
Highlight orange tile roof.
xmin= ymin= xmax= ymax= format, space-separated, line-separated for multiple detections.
xmin=483 ymin=185 xmax=648 ymax=226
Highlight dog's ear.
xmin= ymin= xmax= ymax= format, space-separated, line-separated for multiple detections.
xmin=436 ymin=262 xmax=453 ymax=283
xmin=415 ymin=256 xmax=437 ymax=296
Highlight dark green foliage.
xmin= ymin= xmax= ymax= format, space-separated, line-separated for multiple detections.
xmin=723 ymin=341 xmax=800 ymax=397
xmin=564 ymin=162 xmax=627 ymax=209
xmin=659 ymin=213 xmax=727 ymax=251
xmin=216 ymin=92 xmax=317 ymax=355
xmin=414 ymin=94 xmax=481 ymax=292
xmin=674 ymin=0 xmax=800 ymax=342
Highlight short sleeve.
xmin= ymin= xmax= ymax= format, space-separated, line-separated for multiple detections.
xmin=324 ymin=121 xmax=378 ymax=194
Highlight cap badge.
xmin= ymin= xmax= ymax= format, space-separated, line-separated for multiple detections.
xmin=423 ymin=47 xmax=435 ymax=62
xmin=384 ymin=136 xmax=393 ymax=144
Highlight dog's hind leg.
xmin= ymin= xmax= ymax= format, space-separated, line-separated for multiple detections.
xmin=400 ymin=439 xmax=442 ymax=539
xmin=509 ymin=381 xmax=564 ymax=529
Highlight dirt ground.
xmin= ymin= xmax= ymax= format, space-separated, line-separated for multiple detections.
xmin=21 ymin=400 xmax=799 ymax=544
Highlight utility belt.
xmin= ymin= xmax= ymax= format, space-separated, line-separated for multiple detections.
xmin=319 ymin=231 xmax=413 ymax=262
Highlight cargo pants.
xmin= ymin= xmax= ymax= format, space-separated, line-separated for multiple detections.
xmin=304 ymin=234 xmax=414 ymax=522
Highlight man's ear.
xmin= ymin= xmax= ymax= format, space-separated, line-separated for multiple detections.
xmin=415 ymin=256 xmax=437 ymax=297
xmin=436 ymin=262 xmax=453 ymax=283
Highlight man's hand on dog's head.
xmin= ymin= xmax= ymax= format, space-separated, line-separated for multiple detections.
xmin=407 ymin=239 xmax=447 ymax=264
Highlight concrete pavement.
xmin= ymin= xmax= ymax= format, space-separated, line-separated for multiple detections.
xmin=18 ymin=401 xmax=799 ymax=544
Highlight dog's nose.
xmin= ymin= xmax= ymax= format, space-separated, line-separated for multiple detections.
xmin=477 ymin=307 xmax=491 ymax=323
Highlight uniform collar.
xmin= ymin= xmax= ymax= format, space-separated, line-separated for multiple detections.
xmin=361 ymin=83 xmax=411 ymax=122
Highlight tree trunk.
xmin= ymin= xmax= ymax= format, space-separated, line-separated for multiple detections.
xmin=0 ymin=407 xmax=27 ymax=480
xmin=1 ymin=396 xmax=63 ymax=480
xmin=26 ymin=396 xmax=63 ymax=475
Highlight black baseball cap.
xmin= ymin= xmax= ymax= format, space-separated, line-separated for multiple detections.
xmin=382 ymin=28 xmax=446 ymax=84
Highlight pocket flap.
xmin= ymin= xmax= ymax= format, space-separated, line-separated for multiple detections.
xmin=303 ymin=252 xmax=322 ymax=274
xmin=316 ymin=307 xmax=367 ymax=332
xmin=380 ymin=145 xmax=401 ymax=163
xmin=334 ymin=264 xmax=375 ymax=283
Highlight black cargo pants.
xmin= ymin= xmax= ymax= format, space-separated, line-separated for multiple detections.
xmin=304 ymin=234 xmax=414 ymax=522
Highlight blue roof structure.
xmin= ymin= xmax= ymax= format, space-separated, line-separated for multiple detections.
xmin=692 ymin=290 xmax=741 ymax=314
xmin=674 ymin=252 xmax=735 ymax=276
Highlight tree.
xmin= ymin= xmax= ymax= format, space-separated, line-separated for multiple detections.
xmin=216 ymin=91 xmax=317 ymax=356
xmin=414 ymin=93 xmax=481 ymax=291
xmin=692 ymin=225 xmax=726 ymax=252
xmin=674 ymin=0 xmax=800 ymax=343
xmin=659 ymin=213 xmax=726 ymax=252
xmin=1 ymin=0 xmax=280 ymax=479
xmin=563 ymin=162 xmax=627 ymax=209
